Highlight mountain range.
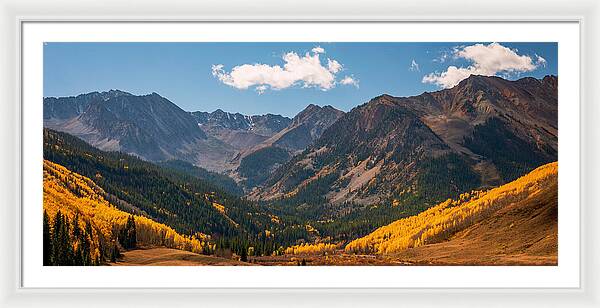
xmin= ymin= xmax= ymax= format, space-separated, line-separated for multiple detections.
xmin=190 ymin=109 xmax=292 ymax=150
xmin=42 ymin=74 xmax=559 ymax=265
xmin=44 ymin=75 xmax=558 ymax=213
xmin=43 ymin=90 xmax=236 ymax=171
xmin=232 ymin=104 xmax=344 ymax=188
xmin=252 ymin=75 xmax=557 ymax=209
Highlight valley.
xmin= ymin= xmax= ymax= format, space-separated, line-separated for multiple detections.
xmin=42 ymin=74 xmax=559 ymax=266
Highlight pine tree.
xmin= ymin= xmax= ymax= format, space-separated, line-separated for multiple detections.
xmin=43 ymin=210 xmax=52 ymax=265
xmin=72 ymin=213 xmax=83 ymax=265
xmin=110 ymin=242 xmax=120 ymax=262
xmin=52 ymin=211 xmax=74 ymax=266
xmin=119 ymin=215 xmax=137 ymax=249
xmin=79 ymin=221 xmax=92 ymax=266
xmin=240 ymin=246 xmax=248 ymax=262
xmin=128 ymin=215 xmax=137 ymax=249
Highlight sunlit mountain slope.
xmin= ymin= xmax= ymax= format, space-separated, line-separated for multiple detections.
xmin=43 ymin=160 xmax=211 ymax=264
xmin=345 ymin=162 xmax=557 ymax=264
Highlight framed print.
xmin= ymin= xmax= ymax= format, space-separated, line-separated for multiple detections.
xmin=1 ymin=0 xmax=600 ymax=307
xmin=22 ymin=20 xmax=578 ymax=287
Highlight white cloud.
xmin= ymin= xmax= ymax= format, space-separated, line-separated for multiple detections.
xmin=422 ymin=66 xmax=475 ymax=88
xmin=535 ymin=54 xmax=547 ymax=67
xmin=409 ymin=59 xmax=420 ymax=72
xmin=423 ymin=42 xmax=541 ymax=89
xmin=212 ymin=46 xmax=357 ymax=93
xmin=327 ymin=58 xmax=342 ymax=73
xmin=339 ymin=75 xmax=359 ymax=88
xmin=255 ymin=85 xmax=268 ymax=94
xmin=312 ymin=46 xmax=325 ymax=54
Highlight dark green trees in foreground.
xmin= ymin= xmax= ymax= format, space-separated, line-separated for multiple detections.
xmin=118 ymin=215 xmax=137 ymax=250
xmin=43 ymin=210 xmax=138 ymax=266
xmin=43 ymin=210 xmax=96 ymax=266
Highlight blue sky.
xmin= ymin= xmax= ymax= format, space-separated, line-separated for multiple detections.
xmin=44 ymin=42 xmax=557 ymax=117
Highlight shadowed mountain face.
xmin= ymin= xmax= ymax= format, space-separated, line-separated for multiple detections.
xmin=44 ymin=91 xmax=236 ymax=171
xmin=234 ymin=104 xmax=345 ymax=189
xmin=191 ymin=109 xmax=291 ymax=136
xmin=187 ymin=106 xmax=343 ymax=190
xmin=268 ymin=104 xmax=346 ymax=152
xmin=43 ymin=90 xmax=131 ymax=123
xmin=252 ymin=75 xmax=558 ymax=208
xmin=190 ymin=110 xmax=292 ymax=150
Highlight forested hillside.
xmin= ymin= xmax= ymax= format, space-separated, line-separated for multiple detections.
xmin=43 ymin=128 xmax=319 ymax=257
xmin=43 ymin=160 xmax=211 ymax=265
xmin=157 ymin=159 xmax=243 ymax=196
xmin=44 ymin=129 xmax=286 ymax=247
xmin=345 ymin=162 xmax=558 ymax=259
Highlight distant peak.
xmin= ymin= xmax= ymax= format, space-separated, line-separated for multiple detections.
xmin=76 ymin=89 xmax=132 ymax=100
xmin=98 ymin=89 xmax=134 ymax=99
xmin=459 ymin=74 xmax=490 ymax=84
xmin=454 ymin=74 xmax=504 ymax=91
xmin=373 ymin=94 xmax=395 ymax=100
xmin=106 ymin=89 xmax=132 ymax=95
xmin=292 ymin=103 xmax=343 ymax=125
xmin=370 ymin=94 xmax=397 ymax=105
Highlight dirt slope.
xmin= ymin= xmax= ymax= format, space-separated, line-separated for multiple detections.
xmin=392 ymin=176 xmax=557 ymax=265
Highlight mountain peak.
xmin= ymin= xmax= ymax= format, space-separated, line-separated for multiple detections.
xmin=372 ymin=93 xmax=395 ymax=100
xmin=368 ymin=94 xmax=398 ymax=107
xmin=293 ymin=103 xmax=343 ymax=125
xmin=146 ymin=92 xmax=165 ymax=99
xmin=457 ymin=74 xmax=496 ymax=87
xmin=304 ymin=103 xmax=321 ymax=111
xmin=189 ymin=109 xmax=292 ymax=138
xmin=103 ymin=89 xmax=132 ymax=97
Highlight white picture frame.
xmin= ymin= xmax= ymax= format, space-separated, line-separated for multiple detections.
xmin=1 ymin=0 xmax=599 ymax=307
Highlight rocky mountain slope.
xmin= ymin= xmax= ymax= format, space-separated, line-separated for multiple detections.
xmin=44 ymin=91 xmax=236 ymax=171
xmin=190 ymin=109 xmax=292 ymax=150
xmin=253 ymin=75 xmax=558 ymax=208
xmin=234 ymin=104 xmax=344 ymax=188
xmin=256 ymin=104 xmax=345 ymax=153
xmin=43 ymin=90 xmax=342 ymax=179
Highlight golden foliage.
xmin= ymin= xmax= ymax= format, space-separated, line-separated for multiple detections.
xmin=211 ymin=202 xmax=226 ymax=214
xmin=284 ymin=242 xmax=338 ymax=255
xmin=269 ymin=214 xmax=280 ymax=224
xmin=345 ymin=162 xmax=558 ymax=254
xmin=43 ymin=160 xmax=210 ymax=254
